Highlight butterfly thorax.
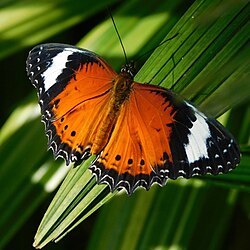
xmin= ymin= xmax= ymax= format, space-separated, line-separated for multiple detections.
xmin=91 ymin=68 xmax=134 ymax=155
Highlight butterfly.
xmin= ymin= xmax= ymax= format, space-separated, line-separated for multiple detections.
xmin=26 ymin=43 xmax=240 ymax=194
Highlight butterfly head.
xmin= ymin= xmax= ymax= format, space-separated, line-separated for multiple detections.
xmin=121 ymin=61 xmax=136 ymax=79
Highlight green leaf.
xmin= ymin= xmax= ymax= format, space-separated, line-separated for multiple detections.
xmin=0 ymin=0 xmax=117 ymax=60
xmin=88 ymin=182 xmax=239 ymax=250
xmin=31 ymin=0 xmax=249 ymax=248
xmin=0 ymin=0 xmax=249 ymax=249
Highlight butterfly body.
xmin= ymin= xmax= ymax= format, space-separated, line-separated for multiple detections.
xmin=27 ymin=43 xmax=240 ymax=194
xmin=92 ymin=70 xmax=133 ymax=154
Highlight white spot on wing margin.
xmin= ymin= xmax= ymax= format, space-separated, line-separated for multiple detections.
xmin=184 ymin=102 xmax=211 ymax=163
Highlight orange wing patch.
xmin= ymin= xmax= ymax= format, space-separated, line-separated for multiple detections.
xmin=47 ymin=56 xmax=116 ymax=120
xmin=46 ymin=62 xmax=117 ymax=163
xmin=90 ymin=83 xmax=177 ymax=193
xmin=48 ymin=90 xmax=112 ymax=164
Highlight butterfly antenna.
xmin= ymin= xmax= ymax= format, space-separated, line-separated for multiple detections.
xmin=108 ymin=9 xmax=129 ymax=64
xmin=135 ymin=33 xmax=179 ymax=63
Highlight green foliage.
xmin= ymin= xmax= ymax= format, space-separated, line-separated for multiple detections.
xmin=0 ymin=0 xmax=249 ymax=249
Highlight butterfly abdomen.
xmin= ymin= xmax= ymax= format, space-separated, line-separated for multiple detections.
xmin=91 ymin=71 xmax=134 ymax=154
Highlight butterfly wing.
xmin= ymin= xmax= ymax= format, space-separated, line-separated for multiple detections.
xmin=90 ymin=83 xmax=241 ymax=194
xmin=27 ymin=43 xmax=117 ymax=164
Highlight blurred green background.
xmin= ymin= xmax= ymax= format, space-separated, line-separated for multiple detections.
xmin=0 ymin=0 xmax=249 ymax=249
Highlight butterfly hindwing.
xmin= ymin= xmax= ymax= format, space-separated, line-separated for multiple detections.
xmin=27 ymin=43 xmax=117 ymax=163
xmin=90 ymin=83 xmax=240 ymax=194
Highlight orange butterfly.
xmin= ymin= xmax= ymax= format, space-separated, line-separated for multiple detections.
xmin=26 ymin=43 xmax=240 ymax=194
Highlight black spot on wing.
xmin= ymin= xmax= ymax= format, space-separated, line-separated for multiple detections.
xmin=140 ymin=159 xmax=145 ymax=165
xmin=128 ymin=159 xmax=133 ymax=164
xmin=115 ymin=155 xmax=121 ymax=161
xmin=71 ymin=131 xmax=76 ymax=137
xmin=45 ymin=122 xmax=91 ymax=165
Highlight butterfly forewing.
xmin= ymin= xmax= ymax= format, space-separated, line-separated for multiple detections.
xmin=27 ymin=43 xmax=117 ymax=164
